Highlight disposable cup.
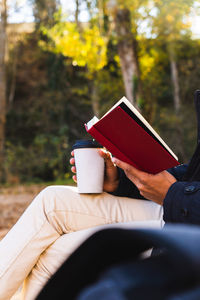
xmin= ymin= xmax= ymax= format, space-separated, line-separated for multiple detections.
xmin=72 ymin=140 xmax=104 ymax=193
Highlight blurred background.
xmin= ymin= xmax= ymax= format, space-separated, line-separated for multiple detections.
xmin=1 ymin=1 xmax=200 ymax=295
xmin=0 ymin=0 xmax=200 ymax=186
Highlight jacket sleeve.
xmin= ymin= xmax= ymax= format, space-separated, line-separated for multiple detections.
xmin=163 ymin=181 xmax=200 ymax=225
xmin=111 ymin=168 xmax=145 ymax=199
xmin=167 ymin=163 xmax=188 ymax=180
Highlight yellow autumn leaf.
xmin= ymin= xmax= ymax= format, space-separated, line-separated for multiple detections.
xmin=166 ymin=15 xmax=174 ymax=23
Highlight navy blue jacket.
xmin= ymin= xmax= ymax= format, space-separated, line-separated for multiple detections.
xmin=114 ymin=164 xmax=200 ymax=225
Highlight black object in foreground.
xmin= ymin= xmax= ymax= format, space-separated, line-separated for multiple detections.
xmin=36 ymin=224 xmax=200 ymax=300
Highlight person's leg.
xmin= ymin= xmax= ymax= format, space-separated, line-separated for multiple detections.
xmin=22 ymin=220 xmax=162 ymax=300
xmin=0 ymin=185 xmax=162 ymax=299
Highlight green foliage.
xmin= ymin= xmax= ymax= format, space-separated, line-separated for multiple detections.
xmin=4 ymin=130 xmax=70 ymax=183
xmin=40 ymin=15 xmax=108 ymax=74
xmin=4 ymin=0 xmax=200 ymax=184
xmin=151 ymin=0 xmax=194 ymax=41
xmin=132 ymin=34 xmax=200 ymax=163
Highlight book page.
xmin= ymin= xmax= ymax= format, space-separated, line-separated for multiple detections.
xmin=86 ymin=116 xmax=99 ymax=130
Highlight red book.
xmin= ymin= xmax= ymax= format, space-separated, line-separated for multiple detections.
xmin=85 ymin=97 xmax=179 ymax=174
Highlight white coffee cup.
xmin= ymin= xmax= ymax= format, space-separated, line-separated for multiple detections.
xmin=72 ymin=140 xmax=105 ymax=193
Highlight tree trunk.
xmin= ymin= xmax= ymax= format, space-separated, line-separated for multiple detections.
xmin=91 ymin=80 xmax=100 ymax=118
xmin=8 ymin=46 xmax=18 ymax=108
xmin=169 ymin=46 xmax=181 ymax=113
xmin=33 ymin=0 xmax=60 ymax=26
xmin=75 ymin=0 xmax=83 ymax=34
xmin=0 ymin=0 xmax=7 ymax=181
xmin=114 ymin=8 xmax=139 ymax=106
xmin=168 ymin=45 xmax=187 ymax=162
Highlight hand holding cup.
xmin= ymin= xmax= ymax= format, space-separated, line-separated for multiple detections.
xmin=98 ymin=149 xmax=119 ymax=192
xmin=72 ymin=140 xmax=105 ymax=193
xmin=70 ymin=141 xmax=119 ymax=193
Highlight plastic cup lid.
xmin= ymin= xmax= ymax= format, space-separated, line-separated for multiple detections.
xmin=72 ymin=139 xmax=103 ymax=150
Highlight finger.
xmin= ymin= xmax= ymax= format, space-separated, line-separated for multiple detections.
xmin=98 ymin=149 xmax=114 ymax=167
xmin=72 ymin=175 xmax=77 ymax=183
xmin=98 ymin=148 xmax=110 ymax=159
xmin=71 ymin=151 xmax=74 ymax=156
xmin=70 ymin=157 xmax=75 ymax=165
xmin=112 ymin=157 xmax=144 ymax=177
xmin=71 ymin=166 xmax=76 ymax=173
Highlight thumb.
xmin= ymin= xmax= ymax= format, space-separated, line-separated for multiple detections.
xmin=98 ymin=149 xmax=114 ymax=168
xmin=112 ymin=157 xmax=144 ymax=177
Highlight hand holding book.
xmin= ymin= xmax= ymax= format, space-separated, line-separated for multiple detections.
xmin=112 ymin=156 xmax=177 ymax=205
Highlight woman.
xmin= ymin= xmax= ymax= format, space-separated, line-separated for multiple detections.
xmin=0 ymin=148 xmax=192 ymax=300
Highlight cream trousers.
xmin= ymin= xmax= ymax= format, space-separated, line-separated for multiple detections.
xmin=0 ymin=185 xmax=164 ymax=300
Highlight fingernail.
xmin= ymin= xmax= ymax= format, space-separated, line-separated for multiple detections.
xmin=112 ymin=157 xmax=117 ymax=164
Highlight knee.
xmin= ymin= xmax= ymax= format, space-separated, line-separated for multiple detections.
xmin=34 ymin=185 xmax=77 ymax=212
xmin=41 ymin=185 xmax=59 ymax=196
xmin=39 ymin=185 xmax=57 ymax=199
xmin=33 ymin=186 xmax=61 ymax=212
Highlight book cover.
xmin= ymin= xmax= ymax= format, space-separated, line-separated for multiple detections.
xmin=85 ymin=97 xmax=179 ymax=174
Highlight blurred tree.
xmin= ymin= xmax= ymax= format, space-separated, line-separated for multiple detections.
xmin=0 ymin=0 xmax=7 ymax=181
xmin=107 ymin=0 xmax=145 ymax=106
xmin=151 ymin=0 xmax=194 ymax=113
xmin=83 ymin=0 xmax=146 ymax=106
xmin=149 ymin=0 xmax=195 ymax=162
xmin=40 ymin=0 xmax=147 ymax=114
xmin=114 ymin=7 xmax=138 ymax=105
xmin=40 ymin=8 xmax=108 ymax=117
xmin=2 ymin=0 xmax=200 ymax=184
xmin=5 ymin=30 xmax=94 ymax=182
xmin=30 ymin=0 xmax=61 ymax=27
